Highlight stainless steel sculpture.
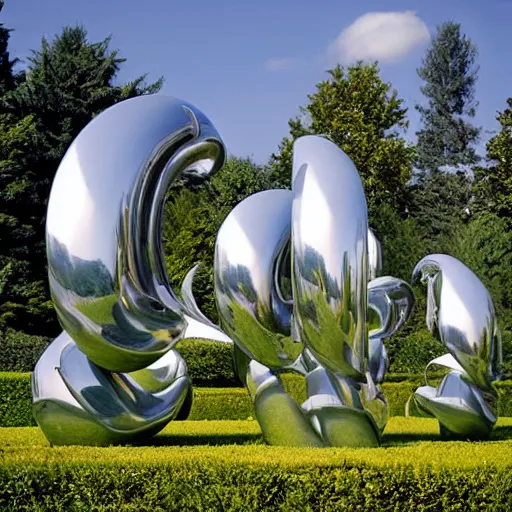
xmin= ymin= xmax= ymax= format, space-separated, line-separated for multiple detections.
xmin=33 ymin=95 xmax=502 ymax=447
xmin=412 ymin=254 xmax=501 ymax=439
xmin=214 ymin=136 xmax=414 ymax=447
xmin=33 ymin=95 xmax=229 ymax=445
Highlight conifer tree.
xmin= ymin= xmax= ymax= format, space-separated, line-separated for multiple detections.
xmin=0 ymin=25 xmax=162 ymax=335
xmin=415 ymin=21 xmax=480 ymax=177
xmin=411 ymin=22 xmax=480 ymax=241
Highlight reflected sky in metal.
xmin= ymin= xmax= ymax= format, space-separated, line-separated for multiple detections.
xmin=291 ymin=135 xmax=368 ymax=379
xmin=46 ymin=95 xmax=226 ymax=372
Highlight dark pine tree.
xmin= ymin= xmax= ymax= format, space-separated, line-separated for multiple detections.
xmin=0 ymin=25 xmax=163 ymax=335
xmin=410 ymin=21 xmax=480 ymax=241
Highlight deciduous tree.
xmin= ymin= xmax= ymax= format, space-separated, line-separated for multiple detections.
xmin=269 ymin=62 xmax=414 ymax=217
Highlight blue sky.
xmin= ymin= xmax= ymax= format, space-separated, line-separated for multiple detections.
xmin=3 ymin=0 xmax=512 ymax=163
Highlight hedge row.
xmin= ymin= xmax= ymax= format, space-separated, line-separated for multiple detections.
xmin=2 ymin=372 xmax=512 ymax=427
xmin=0 ymin=333 xmax=239 ymax=387
xmin=1 ymin=418 xmax=512 ymax=510
xmin=3 ymin=329 xmax=507 ymax=386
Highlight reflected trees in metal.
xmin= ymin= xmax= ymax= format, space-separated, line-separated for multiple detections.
xmin=32 ymin=94 xmax=502 ymax=447
xmin=33 ymin=96 xmax=228 ymax=446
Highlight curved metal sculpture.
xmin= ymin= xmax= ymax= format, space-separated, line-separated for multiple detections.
xmin=33 ymin=95 xmax=229 ymax=445
xmin=214 ymin=136 xmax=414 ymax=447
xmin=412 ymin=254 xmax=501 ymax=439
xmin=33 ymin=95 xmax=502 ymax=447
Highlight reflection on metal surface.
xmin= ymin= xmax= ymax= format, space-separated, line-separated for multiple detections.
xmin=368 ymin=228 xmax=382 ymax=281
xmin=33 ymin=96 xmax=502 ymax=447
xmin=46 ymin=95 xmax=226 ymax=372
xmin=215 ymin=135 xmax=414 ymax=447
xmin=291 ymin=136 xmax=368 ymax=380
xmin=368 ymin=276 xmax=415 ymax=383
xmin=32 ymin=331 xmax=192 ymax=446
xmin=412 ymin=254 xmax=502 ymax=438
xmin=214 ymin=189 xmax=300 ymax=370
xmin=33 ymin=96 xmax=226 ymax=445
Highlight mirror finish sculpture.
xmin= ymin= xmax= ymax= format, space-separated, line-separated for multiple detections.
xmin=412 ymin=254 xmax=501 ymax=439
xmin=32 ymin=94 xmax=502 ymax=447
xmin=33 ymin=95 xmax=228 ymax=445
xmin=214 ymin=135 xmax=414 ymax=447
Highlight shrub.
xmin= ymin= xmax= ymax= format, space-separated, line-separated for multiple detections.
xmin=178 ymin=339 xmax=238 ymax=387
xmin=0 ymin=372 xmax=33 ymax=427
xmin=0 ymin=332 xmax=239 ymax=387
xmin=0 ymin=330 xmax=51 ymax=372
xmin=1 ymin=418 xmax=512 ymax=511
xmin=2 ymin=372 xmax=512 ymax=428
xmin=386 ymin=328 xmax=445 ymax=374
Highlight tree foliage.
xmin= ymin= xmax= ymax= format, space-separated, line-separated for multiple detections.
xmin=408 ymin=171 xmax=472 ymax=241
xmin=411 ymin=22 xmax=480 ymax=243
xmin=0 ymin=25 xmax=162 ymax=335
xmin=473 ymin=98 xmax=512 ymax=225
xmin=164 ymin=157 xmax=273 ymax=323
xmin=270 ymin=62 xmax=414 ymax=217
xmin=415 ymin=21 xmax=480 ymax=177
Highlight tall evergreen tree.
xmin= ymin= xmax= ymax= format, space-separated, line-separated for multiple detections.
xmin=269 ymin=62 xmax=414 ymax=218
xmin=410 ymin=22 xmax=480 ymax=241
xmin=415 ymin=21 xmax=480 ymax=177
xmin=0 ymin=25 xmax=163 ymax=335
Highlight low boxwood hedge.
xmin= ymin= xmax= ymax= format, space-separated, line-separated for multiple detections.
xmin=1 ymin=418 xmax=512 ymax=511
xmin=2 ymin=372 xmax=512 ymax=427
xmin=5 ymin=328 xmax=509 ymax=386
xmin=0 ymin=332 xmax=241 ymax=386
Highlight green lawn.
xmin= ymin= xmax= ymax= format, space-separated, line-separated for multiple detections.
xmin=2 ymin=418 xmax=512 ymax=510
xmin=2 ymin=417 xmax=512 ymax=468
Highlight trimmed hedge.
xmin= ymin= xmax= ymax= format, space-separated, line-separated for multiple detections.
xmin=0 ymin=330 xmax=51 ymax=373
xmin=2 ymin=372 xmax=512 ymax=427
xmin=0 ymin=332 xmax=241 ymax=386
xmin=1 ymin=418 xmax=512 ymax=510
xmin=3 ymin=328 xmax=510 ymax=385
xmin=177 ymin=339 xmax=238 ymax=387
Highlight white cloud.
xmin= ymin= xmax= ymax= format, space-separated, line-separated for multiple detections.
xmin=264 ymin=57 xmax=299 ymax=72
xmin=328 ymin=11 xmax=430 ymax=64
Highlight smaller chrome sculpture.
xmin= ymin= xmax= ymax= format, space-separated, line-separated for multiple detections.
xmin=412 ymin=254 xmax=501 ymax=439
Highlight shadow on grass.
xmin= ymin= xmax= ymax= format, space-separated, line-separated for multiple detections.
xmin=132 ymin=433 xmax=265 ymax=447
xmin=383 ymin=424 xmax=512 ymax=445
xmin=490 ymin=423 xmax=512 ymax=441
xmin=382 ymin=432 xmax=440 ymax=446
xmin=128 ymin=422 xmax=512 ymax=449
